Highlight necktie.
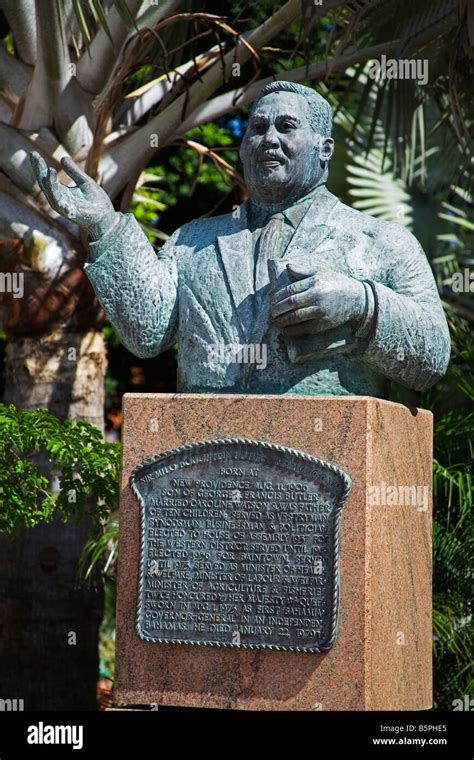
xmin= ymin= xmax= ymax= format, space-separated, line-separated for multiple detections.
xmin=255 ymin=212 xmax=284 ymax=292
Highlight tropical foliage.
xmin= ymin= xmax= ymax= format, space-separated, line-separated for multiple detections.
xmin=0 ymin=403 xmax=120 ymax=534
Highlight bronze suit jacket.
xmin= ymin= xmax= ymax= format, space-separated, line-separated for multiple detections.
xmin=84 ymin=185 xmax=450 ymax=396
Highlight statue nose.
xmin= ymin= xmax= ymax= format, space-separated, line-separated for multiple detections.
xmin=262 ymin=125 xmax=279 ymax=147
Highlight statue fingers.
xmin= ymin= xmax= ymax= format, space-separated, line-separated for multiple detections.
xmin=29 ymin=151 xmax=49 ymax=187
xmin=273 ymin=305 xmax=322 ymax=328
xmin=43 ymin=167 xmax=75 ymax=216
xmin=61 ymin=156 xmax=92 ymax=189
xmin=271 ymin=275 xmax=317 ymax=306
xmin=287 ymin=262 xmax=320 ymax=280
xmin=271 ymin=288 xmax=314 ymax=318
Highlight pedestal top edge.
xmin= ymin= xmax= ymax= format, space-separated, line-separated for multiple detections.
xmin=122 ymin=392 xmax=432 ymax=416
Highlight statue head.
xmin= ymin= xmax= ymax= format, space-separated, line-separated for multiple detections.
xmin=239 ymin=81 xmax=334 ymax=207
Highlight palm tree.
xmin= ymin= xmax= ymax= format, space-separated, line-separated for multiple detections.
xmin=0 ymin=0 xmax=471 ymax=708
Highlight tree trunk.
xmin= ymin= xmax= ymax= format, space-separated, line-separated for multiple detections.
xmin=0 ymin=329 xmax=106 ymax=710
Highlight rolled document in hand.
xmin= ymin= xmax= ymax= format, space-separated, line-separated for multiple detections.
xmin=268 ymin=253 xmax=357 ymax=364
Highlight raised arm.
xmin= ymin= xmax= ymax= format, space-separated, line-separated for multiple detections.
xmin=30 ymin=152 xmax=178 ymax=358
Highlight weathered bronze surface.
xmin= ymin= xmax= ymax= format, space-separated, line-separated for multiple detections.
xmin=131 ymin=438 xmax=352 ymax=652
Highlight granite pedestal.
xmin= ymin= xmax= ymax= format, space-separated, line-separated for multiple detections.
xmin=113 ymin=393 xmax=432 ymax=711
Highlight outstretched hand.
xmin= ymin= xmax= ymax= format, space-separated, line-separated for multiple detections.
xmin=30 ymin=152 xmax=116 ymax=241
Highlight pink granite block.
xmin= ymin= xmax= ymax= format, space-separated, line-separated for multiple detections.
xmin=113 ymin=394 xmax=432 ymax=711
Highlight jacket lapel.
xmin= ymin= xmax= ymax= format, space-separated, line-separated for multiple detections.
xmin=216 ymin=205 xmax=253 ymax=343
xmin=282 ymin=186 xmax=340 ymax=260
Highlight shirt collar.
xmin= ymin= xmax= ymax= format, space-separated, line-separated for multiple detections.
xmin=247 ymin=183 xmax=326 ymax=230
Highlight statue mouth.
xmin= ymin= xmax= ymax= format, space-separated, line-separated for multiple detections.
xmin=257 ymin=153 xmax=285 ymax=167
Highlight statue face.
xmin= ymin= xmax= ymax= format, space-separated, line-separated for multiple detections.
xmin=240 ymin=91 xmax=333 ymax=206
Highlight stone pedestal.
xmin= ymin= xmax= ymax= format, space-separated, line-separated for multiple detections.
xmin=114 ymin=393 xmax=432 ymax=711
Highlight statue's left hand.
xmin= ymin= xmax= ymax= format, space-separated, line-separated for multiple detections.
xmin=30 ymin=152 xmax=117 ymax=241
xmin=271 ymin=263 xmax=366 ymax=336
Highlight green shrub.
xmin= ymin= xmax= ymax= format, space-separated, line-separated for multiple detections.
xmin=0 ymin=404 xmax=120 ymax=534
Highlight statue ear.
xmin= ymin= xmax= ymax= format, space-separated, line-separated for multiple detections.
xmin=320 ymin=137 xmax=334 ymax=163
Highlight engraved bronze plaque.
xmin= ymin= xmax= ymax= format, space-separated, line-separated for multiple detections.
xmin=131 ymin=438 xmax=352 ymax=652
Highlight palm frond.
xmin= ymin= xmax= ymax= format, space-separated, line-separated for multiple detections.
xmin=0 ymin=0 xmax=37 ymax=65
xmin=78 ymin=515 xmax=118 ymax=584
